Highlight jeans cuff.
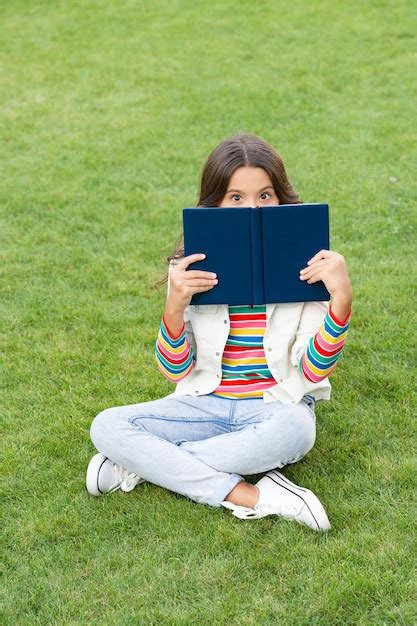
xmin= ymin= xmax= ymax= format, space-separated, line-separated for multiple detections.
xmin=209 ymin=474 xmax=244 ymax=508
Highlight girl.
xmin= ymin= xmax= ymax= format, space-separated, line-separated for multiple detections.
xmin=86 ymin=134 xmax=352 ymax=532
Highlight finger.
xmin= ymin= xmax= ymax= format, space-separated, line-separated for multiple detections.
xmin=307 ymin=249 xmax=331 ymax=265
xmin=306 ymin=270 xmax=325 ymax=284
xmin=185 ymin=279 xmax=218 ymax=287
xmin=176 ymin=254 xmax=206 ymax=269
xmin=300 ymin=273 xmax=322 ymax=284
xmin=192 ymin=284 xmax=218 ymax=293
xmin=182 ymin=270 xmax=217 ymax=279
xmin=300 ymin=258 xmax=328 ymax=275
xmin=300 ymin=267 xmax=325 ymax=282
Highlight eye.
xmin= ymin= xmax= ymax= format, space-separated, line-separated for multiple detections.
xmin=231 ymin=194 xmax=241 ymax=202
xmin=260 ymin=192 xmax=271 ymax=200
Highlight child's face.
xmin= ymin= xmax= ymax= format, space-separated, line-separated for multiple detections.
xmin=218 ymin=166 xmax=279 ymax=208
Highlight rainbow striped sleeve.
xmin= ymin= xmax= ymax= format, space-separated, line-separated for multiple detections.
xmin=301 ymin=305 xmax=351 ymax=383
xmin=154 ymin=316 xmax=195 ymax=382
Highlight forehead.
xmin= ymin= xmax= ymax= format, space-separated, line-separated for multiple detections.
xmin=227 ymin=166 xmax=273 ymax=190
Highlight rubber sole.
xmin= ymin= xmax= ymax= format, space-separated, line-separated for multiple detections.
xmin=86 ymin=453 xmax=109 ymax=496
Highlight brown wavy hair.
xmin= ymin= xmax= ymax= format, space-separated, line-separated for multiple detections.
xmin=155 ymin=133 xmax=301 ymax=287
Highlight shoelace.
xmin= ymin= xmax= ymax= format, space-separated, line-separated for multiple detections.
xmin=110 ymin=463 xmax=140 ymax=492
xmin=232 ymin=504 xmax=270 ymax=520
xmin=222 ymin=500 xmax=302 ymax=520
xmin=120 ymin=472 xmax=140 ymax=492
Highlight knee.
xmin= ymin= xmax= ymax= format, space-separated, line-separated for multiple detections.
xmin=287 ymin=404 xmax=316 ymax=451
xmin=295 ymin=417 xmax=316 ymax=458
xmin=258 ymin=406 xmax=316 ymax=462
xmin=90 ymin=407 xmax=117 ymax=451
xmin=285 ymin=405 xmax=316 ymax=459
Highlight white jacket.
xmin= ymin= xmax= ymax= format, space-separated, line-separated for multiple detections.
xmin=171 ymin=300 xmax=331 ymax=405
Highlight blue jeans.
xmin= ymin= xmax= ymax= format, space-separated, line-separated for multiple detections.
xmin=90 ymin=393 xmax=316 ymax=507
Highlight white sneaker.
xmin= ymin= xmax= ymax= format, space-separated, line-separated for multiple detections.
xmin=86 ymin=453 xmax=145 ymax=496
xmin=221 ymin=470 xmax=331 ymax=532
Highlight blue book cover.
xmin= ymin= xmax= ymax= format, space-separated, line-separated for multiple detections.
xmin=183 ymin=203 xmax=330 ymax=305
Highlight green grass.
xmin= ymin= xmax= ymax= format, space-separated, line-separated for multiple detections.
xmin=1 ymin=0 xmax=416 ymax=623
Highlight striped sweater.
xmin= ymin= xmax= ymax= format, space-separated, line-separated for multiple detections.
xmin=155 ymin=304 xmax=350 ymax=399
xmin=209 ymin=305 xmax=276 ymax=399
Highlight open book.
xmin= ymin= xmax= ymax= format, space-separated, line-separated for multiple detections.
xmin=183 ymin=203 xmax=330 ymax=306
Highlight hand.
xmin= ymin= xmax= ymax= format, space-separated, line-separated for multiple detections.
xmin=167 ymin=253 xmax=218 ymax=311
xmin=299 ymin=249 xmax=353 ymax=319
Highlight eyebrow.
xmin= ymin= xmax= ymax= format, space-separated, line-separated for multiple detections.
xmin=226 ymin=185 xmax=274 ymax=194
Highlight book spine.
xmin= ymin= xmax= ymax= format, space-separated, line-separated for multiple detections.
xmin=250 ymin=208 xmax=264 ymax=305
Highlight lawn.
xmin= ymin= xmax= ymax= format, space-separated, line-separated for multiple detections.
xmin=1 ymin=0 xmax=416 ymax=623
